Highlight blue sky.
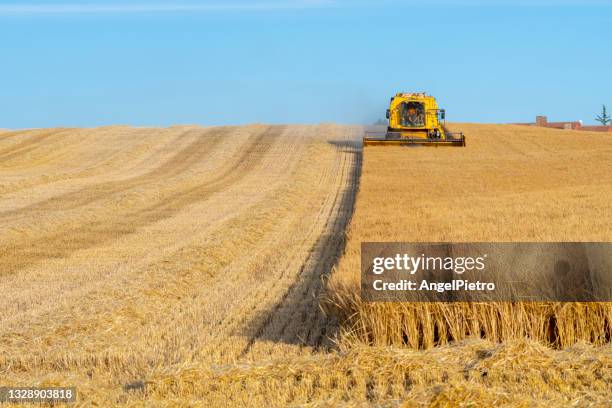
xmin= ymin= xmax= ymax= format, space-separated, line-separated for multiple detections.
xmin=1 ymin=0 xmax=611 ymax=128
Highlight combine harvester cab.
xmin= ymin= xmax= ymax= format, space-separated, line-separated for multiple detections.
xmin=364 ymin=92 xmax=465 ymax=147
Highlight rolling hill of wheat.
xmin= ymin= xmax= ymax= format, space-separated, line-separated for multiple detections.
xmin=1 ymin=123 xmax=610 ymax=406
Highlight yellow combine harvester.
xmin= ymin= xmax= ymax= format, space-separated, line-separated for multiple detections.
xmin=364 ymin=92 xmax=465 ymax=147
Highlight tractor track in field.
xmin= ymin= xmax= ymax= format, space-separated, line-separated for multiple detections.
xmin=0 ymin=126 xmax=284 ymax=277
xmin=145 ymin=126 xmax=363 ymax=364
xmin=0 ymin=127 xmax=227 ymax=217
xmin=0 ymin=128 xmax=190 ymax=195
xmin=0 ymin=129 xmax=69 ymax=161
xmin=239 ymin=134 xmax=362 ymax=356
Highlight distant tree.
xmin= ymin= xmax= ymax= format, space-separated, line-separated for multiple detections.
xmin=595 ymin=105 xmax=611 ymax=126
xmin=373 ymin=118 xmax=387 ymax=126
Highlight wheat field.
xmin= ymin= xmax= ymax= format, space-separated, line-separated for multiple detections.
xmin=327 ymin=124 xmax=612 ymax=348
xmin=1 ymin=123 xmax=611 ymax=406
xmin=323 ymin=124 xmax=612 ymax=405
xmin=0 ymin=124 xmax=362 ymax=406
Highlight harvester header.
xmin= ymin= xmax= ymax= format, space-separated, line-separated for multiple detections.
xmin=364 ymin=92 xmax=465 ymax=147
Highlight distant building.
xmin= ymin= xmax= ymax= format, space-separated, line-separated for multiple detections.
xmin=579 ymin=125 xmax=612 ymax=132
xmin=516 ymin=116 xmax=612 ymax=132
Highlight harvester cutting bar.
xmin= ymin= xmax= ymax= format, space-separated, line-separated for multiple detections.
xmin=363 ymin=131 xmax=466 ymax=147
